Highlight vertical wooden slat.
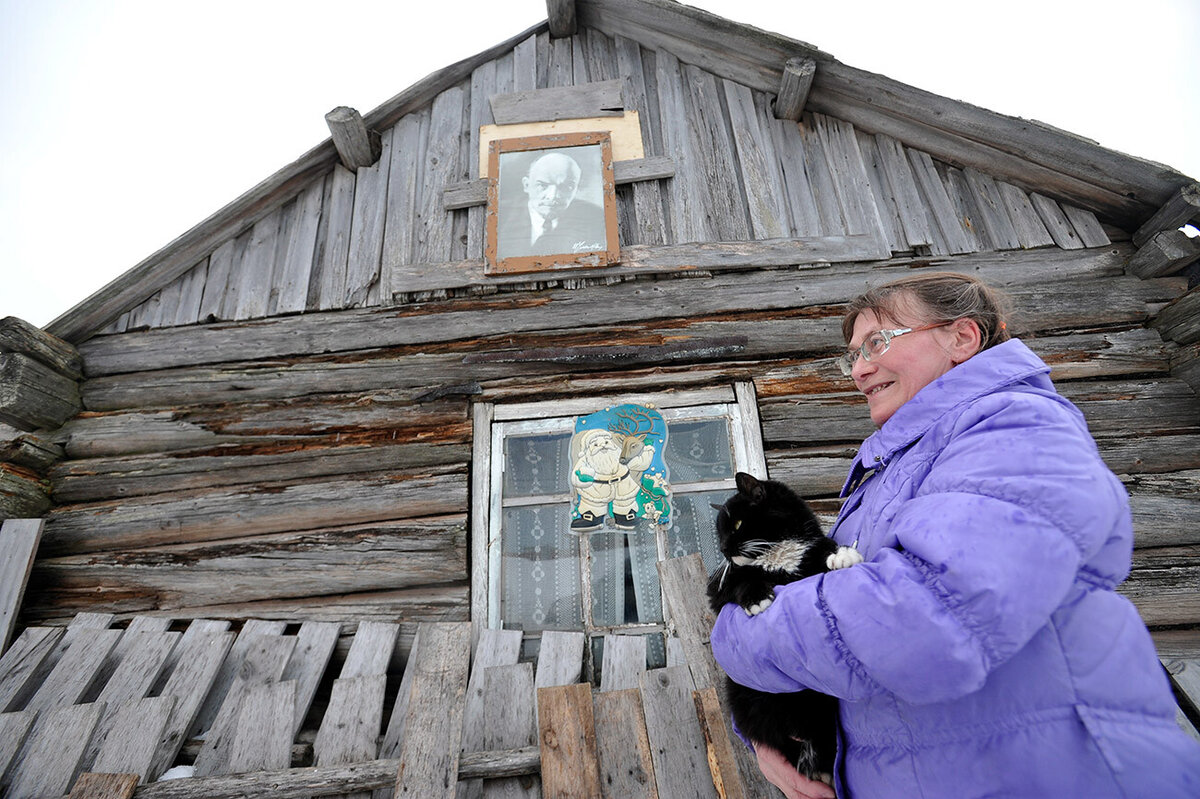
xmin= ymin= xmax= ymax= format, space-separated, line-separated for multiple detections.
xmin=692 ymin=687 xmax=748 ymax=799
xmin=275 ymin=179 xmax=325 ymax=313
xmin=874 ymin=133 xmax=934 ymax=250
xmin=546 ymin=36 xmax=573 ymax=89
xmin=535 ymin=630 xmax=586 ymax=690
xmin=190 ymin=619 xmax=286 ymax=736
xmin=346 ymin=126 xmax=394 ymax=308
xmin=154 ymin=279 xmax=183 ymax=329
xmin=769 ymin=116 xmax=821 ymax=237
xmin=0 ymin=519 xmax=43 ymax=654
xmin=797 ymin=115 xmax=845 ymax=236
xmin=512 ymin=34 xmax=537 ymax=94
xmin=593 ymin=688 xmax=659 ymax=799
xmin=853 ymin=132 xmax=906 ymax=253
xmin=380 ymin=109 xmax=428 ymax=300
xmin=197 ymin=238 xmax=236 ymax=321
xmin=907 ymin=149 xmax=975 ymax=254
xmin=813 ymin=114 xmax=890 ymax=257
xmin=479 ymin=663 xmax=539 ymax=798
xmin=147 ymin=629 xmax=234 ymax=781
xmin=460 ymin=628 xmax=523 ymax=779
xmin=393 ymin=622 xmax=472 ymax=799
xmin=469 ymin=402 xmax=494 ymax=644
xmin=996 ymin=181 xmax=1055 ymax=248
xmin=174 ymin=258 xmax=208 ymax=325
xmin=67 ymin=772 xmax=140 ymax=799
xmin=537 ymin=682 xmax=602 ymax=799
xmin=6 ymin=702 xmax=103 ymax=799
xmin=342 ymin=620 xmax=400 ymax=678
xmin=655 ymin=49 xmax=705 ymax=245
xmin=374 ymin=627 xmax=423 ymax=799
xmin=315 ymin=165 xmax=356 ymax=311
xmin=939 ymin=164 xmax=986 ymax=251
xmin=723 ymin=81 xmax=789 ymax=240
xmin=466 ymin=59 xmax=498 ymax=261
xmin=639 ymin=667 xmax=718 ymax=799
xmin=963 ymin=168 xmax=1022 ymax=250
xmin=216 ymin=230 xmax=251 ymax=320
xmin=535 ymin=31 xmax=550 ymax=91
xmin=90 ymin=694 xmax=176 ymax=781
xmin=232 ymin=209 xmax=282 ymax=319
xmin=225 ymin=680 xmax=296 ymax=775
xmin=682 ymin=65 xmax=750 ymax=242
xmin=414 ymin=87 xmax=465 ymax=270
xmin=1062 ymin=204 xmax=1111 ymax=247
xmin=613 ymin=35 xmax=667 ymax=247
xmin=1029 ymin=193 xmax=1085 ymax=250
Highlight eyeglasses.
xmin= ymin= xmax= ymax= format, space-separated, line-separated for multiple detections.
xmin=836 ymin=322 xmax=951 ymax=376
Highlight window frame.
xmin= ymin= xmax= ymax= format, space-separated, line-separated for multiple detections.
xmin=469 ymin=382 xmax=767 ymax=648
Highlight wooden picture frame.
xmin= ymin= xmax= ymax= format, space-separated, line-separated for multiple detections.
xmin=485 ymin=131 xmax=620 ymax=275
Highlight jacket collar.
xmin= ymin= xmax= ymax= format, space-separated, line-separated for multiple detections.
xmin=840 ymin=339 xmax=1052 ymax=497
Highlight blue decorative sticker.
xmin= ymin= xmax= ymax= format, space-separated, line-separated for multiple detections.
xmin=569 ymin=404 xmax=672 ymax=532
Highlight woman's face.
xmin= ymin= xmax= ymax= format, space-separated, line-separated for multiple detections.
xmin=847 ymin=305 xmax=962 ymax=426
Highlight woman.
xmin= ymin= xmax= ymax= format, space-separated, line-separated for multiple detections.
xmin=711 ymin=273 xmax=1200 ymax=798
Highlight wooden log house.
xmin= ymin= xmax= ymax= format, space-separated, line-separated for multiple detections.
xmin=2 ymin=1 xmax=1199 ymax=795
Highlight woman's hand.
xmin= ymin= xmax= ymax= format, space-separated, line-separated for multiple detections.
xmin=753 ymin=742 xmax=836 ymax=799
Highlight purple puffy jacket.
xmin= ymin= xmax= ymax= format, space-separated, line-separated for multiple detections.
xmin=711 ymin=340 xmax=1200 ymax=798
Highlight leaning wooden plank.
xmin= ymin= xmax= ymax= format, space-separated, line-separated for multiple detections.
xmin=0 ymin=709 xmax=36 ymax=785
xmin=393 ymin=622 xmax=472 ymax=799
xmin=962 ymin=168 xmax=1022 ymax=250
xmin=373 ymin=626 xmax=422 ymax=799
xmin=147 ymin=630 xmax=235 ymax=781
xmin=873 ymin=134 xmax=934 ymax=250
xmin=907 ymin=149 xmax=974 ymax=254
xmin=537 ymin=682 xmax=602 ymax=799
xmin=600 ymin=634 xmax=646 ymax=693
xmin=592 ymin=688 xmax=658 ymax=799
xmin=0 ymin=316 xmax=83 ymax=380
xmin=481 ymin=663 xmax=538 ymax=798
xmin=0 ymin=519 xmax=43 ymax=654
xmin=341 ymin=621 xmax=401 ymax=678
xmin=0 ymin=351 xmax=82 ymax=432
xmin=225 ymin=680 xmax=296 ymax=775
xmin=5 ymin=701 xmax=104 ymax=799
xmin=315 ymin=676 xmax=387 ymax=799
xmin=812 ymin=114 xmax=890 ymax=253
xmin=461 ymin=629 xmax=524 ymax=799
xmin=68 ymin=772 xmax=140 ymax=799
xmin=853 ymin=132 xmax=906 ymax=253
xmin=639 ymin=667 xmax=718 ymax=799
xmin=25 ymin=628 xmax=121 ymax=713
xmin=192 ymin=633 xmax=296 ymax=777
xmin=656 ymin=556 xmax=720 ymax=695
xmin=535 ymin=631 xmax=586 ymax=691
xmin=91 ymin=694 xmax=176 ymax=781
xmin=275 ymin=179 xmax=324 ymax=314
xmin=190 ymin=620 xmax=286 ymax=737
xmin=281 ymin=620 xmax=340 ymax=735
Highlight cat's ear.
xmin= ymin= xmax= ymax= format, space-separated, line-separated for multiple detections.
xmin=710 ymin=503 xmax=725 ymax=512
xmin=735 ymin=472 xmax=766 ymax=502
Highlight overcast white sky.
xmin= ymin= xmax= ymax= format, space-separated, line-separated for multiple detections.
xmin=2 ymin=0 xmax=1197 ymax=329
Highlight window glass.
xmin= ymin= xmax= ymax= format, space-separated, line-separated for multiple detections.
xmin=503 ymin=432 xmax=573 ymax=497
xmin=663 ymin=418 xmax=733 ymax=483
xmin=500 ymin=504 xmax=581 ymax=630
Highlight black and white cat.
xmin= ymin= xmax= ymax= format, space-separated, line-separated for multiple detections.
xmin=707 ymin=472 xmax=863 ymax=782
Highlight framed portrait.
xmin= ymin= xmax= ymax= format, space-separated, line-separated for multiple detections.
xmin=485 ymin=131 xmax=620 ymax=275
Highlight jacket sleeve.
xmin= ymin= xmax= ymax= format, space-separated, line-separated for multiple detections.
xmin=710 ymin=392 xmax=1133 ymax=705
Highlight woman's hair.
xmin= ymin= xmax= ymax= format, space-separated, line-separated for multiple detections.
xmin=841 ymin=272 xmax=1013 ymax=350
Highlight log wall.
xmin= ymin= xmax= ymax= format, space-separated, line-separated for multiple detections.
xmin=19 ymin=243 xmax=1199 ymax=644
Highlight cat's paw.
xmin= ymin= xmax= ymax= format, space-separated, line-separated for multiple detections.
xmin=826 ymin=546 xmax=863 ymax=570
xmin=744 ymin=595 xmax=774 ymax=616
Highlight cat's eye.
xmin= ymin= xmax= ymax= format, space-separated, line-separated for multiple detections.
xmin=733 ymin=519 xmax=742 ymax=530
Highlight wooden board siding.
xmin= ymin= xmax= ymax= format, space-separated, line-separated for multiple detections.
xmin=103 ymin=28 xmax=1112 ymax=335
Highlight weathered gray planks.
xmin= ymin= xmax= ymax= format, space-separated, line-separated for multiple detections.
xmin=68 ymin=772 xmax=140 ymax=799
xmin=346 ymin=126 xmax=393 ymax=308
xmin=592 ymin=688 xmax=659 ymax=799
xmin=600 ymin=634 xmax=646 ymax=693
xmin=0 ymin=709 xmax=36 ymax=785
xmin=191 ymin=620 xmax=286 ymax=737
xmin=0 ymin=519 xmax=43 ymax=654
xmin=148 ymin=628 xmax=235 ymax=780
xmin=24 ymin=627 xmax=121 ymax=713
xmin=91 ymin=694 xmax=177 ymax=780
xmin=225 ymin=680 xmax=297 ymax=774
xmin=281 ymin=620 xmax=340 ymax=735
xmin=639 ymin=667 xmax=718 ymax=799
xmin=341 ymin=621 xmax=400 ymax=678
xmin=393 ymin=622 xmax=472 ymax=798
xmin=490 ymin=78 xmax=623 ymax=125
xmin=315 ymin=675 xmax=386 ymax=799
xmin=534 ymin=630 xmax=586 ymax=690
xmin=6 ymin=702 xmax=104 ymax=799
xmin=723 ymin=81 xmax=789 ymax=240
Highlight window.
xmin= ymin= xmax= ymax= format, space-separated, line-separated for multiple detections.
xmin=470 ymin=384 xmax=766 ymax=680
